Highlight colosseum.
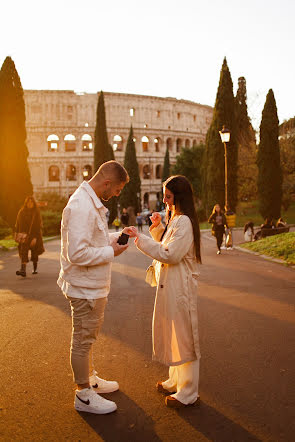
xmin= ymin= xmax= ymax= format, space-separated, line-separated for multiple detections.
xmin=24 ymin=90 xmax=213 ymax=209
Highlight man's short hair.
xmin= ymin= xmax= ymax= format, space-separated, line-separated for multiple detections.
xmin=98 ymin=160 xmax=129 ymax=183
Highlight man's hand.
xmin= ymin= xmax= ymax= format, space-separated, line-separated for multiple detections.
xmin=122 ymin=226 xmax=137 ymax=238
xmin=110 ymin=237 xmax=128 ymax=256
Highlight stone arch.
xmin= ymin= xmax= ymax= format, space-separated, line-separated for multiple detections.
xmin=156 ymin=164 xmax=162 ymax=179
xmin=64 ymin=134 xmax=76 ymax=152
xmin=185 ymin=139 xmax=190 ymax=148
xmin=81 ymin=134 xmax=93 ymax=151
xmin=154 ymin=137 xmax=161 ymax=152
xmin=142 ymin=136 xmax=149 ymax=152
xmin=176 ymin=138 xmax=182 ymax=153
xmin=82 ymin=165 xmax=92 ymax=180
xmin=47 ymin=134 xmax=59 ymax=152
xmin=166 ymin=137 xmax=173 ymax=151
xmin=66 ymin=164 xmax=77 ymax=181
xmin=192 ymin=139 xmax=197 ymax=146
xmin=143 ymin=164 xmax=151 ymax=179
xmin=48 ymin=165 xmax=60 ymax=182
xmin=113 ymin=134 xmax=123 ymax=151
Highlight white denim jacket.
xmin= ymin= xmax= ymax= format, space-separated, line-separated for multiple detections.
xmin=57 ymin=181 xmax=117 ymax=298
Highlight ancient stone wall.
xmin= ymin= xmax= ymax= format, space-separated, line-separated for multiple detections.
xmin=24 ymin=90 xmax=213 ymax=209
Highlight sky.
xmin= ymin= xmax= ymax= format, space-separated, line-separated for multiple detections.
xmin=1 ymin=0 xmax=294 ymax=130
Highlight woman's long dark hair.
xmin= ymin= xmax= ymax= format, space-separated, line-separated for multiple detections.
xmin=22 ymin=196 xmax=37 ymax=211
xmin=163 ymin=175 xmax=201 ymax=263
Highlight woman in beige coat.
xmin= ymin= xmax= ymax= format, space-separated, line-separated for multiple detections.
xmin=130 ymin=175 xmax=201 ymax=408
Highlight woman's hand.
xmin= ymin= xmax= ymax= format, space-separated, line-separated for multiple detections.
xmin=149 ymin=212 xmax=161 ymax=228
xmin=122 ymin=226 xmax=138 ymax=238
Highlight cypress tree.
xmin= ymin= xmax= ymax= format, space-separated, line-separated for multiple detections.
xmin=203 ymin=58 xmax=238 ymax=213
xmin=0 ymin=56 xmax=33 ymax=227
xmin=257 ymin=89 xmax=282 ymax=219
xmin=172 ymin=143 xmax=204 ymax=198
xmin=162 ymin=146 xmax=170 ymax=182
xmin=235 ymin=76 xmax=257 ymax=201
xmin=93 ymin=91 xmax=117 ymax=222
xmin=94 ymin=91 xmax=112 ymax=171
xmin=119 ymin=126 xmax=141 ymax=213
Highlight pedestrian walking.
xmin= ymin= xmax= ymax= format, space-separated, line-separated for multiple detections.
xmin=136 ymin=212 xmax=143 ymax=232
xmin=244 ymin=221 xmax=254 ymax=242
xmin=15 ymin=196 xmax=44 ymax=277
xmin=120 ymin=208 xmax=129 ymax=228
xmin=208 ymin=204 xmax=228 ymax=254
xmin=224 ymin=205 xmax=236 ymax=249
xmin=112 ymin=216 xmax=121 ymax=232
xmin=57 ymin=160 xmax=135 ymax=415
xmin=129 ymin=175 xmax=201 ymax=409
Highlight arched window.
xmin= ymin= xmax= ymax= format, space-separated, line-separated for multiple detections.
xmin=185 ymin=139 xmax=190 ymax=148
xmin=66 ymin=164 xmax=77 ymax=181
xmin=143 ymin=192 xmax=149 ymax=208
xmin=82 ymin=165 xmax=92 ymax=180
xmin=143 ymin=164 xmax=151 ymax=179
xmin=48 ymin=165 xmax=60 ymax=182
xmin=113 ymin=135 xmax=123 ymax=151
xmin=142 ymin=136 xmax=149 ymax=152
xmin=81 ymin=134 xmax=92 ymax=151
xmin=192 ymin=139 xmax=197 ymax=146
xmin=154 ymin=137 xmax=161 ymax=152
xmin=166 ymin=138 xmax=172 ymax=151
xmin=47 ymin=134 xmax=59 ymax=152
xmin=176 ymin=138 xmax=182 ymax=153
xmin=64 ymin=134 xmax=76 ymax=152
xmin=156 ymin=165 xmax=162 ymax=179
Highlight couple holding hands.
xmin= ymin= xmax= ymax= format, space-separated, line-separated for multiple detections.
xmin=58 ymin=160 xmax=201 ymax=415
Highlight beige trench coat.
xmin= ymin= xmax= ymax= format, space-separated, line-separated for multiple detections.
xmin=136 ymin=214 xmax=201 ymax=366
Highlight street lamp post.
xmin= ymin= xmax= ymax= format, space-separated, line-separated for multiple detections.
xmin=219 ymin=126 xmax=231 ymax=208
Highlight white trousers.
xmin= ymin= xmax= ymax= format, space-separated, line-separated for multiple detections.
xmin=162 ymin=359 xmax=200 ymax=405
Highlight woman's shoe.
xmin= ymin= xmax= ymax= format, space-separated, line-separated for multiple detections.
xmin=32 ymin=270 xmax=38 ymax=274
xmin=16 ymin=270 xmax=26 ymax=277
xmin=156 ymin=382 xmax=175 ymax=395
xmin=165 ymin=395 xmax=200 ymax=408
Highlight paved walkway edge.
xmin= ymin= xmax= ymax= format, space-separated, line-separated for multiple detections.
xmin=234 ymin=245 xmax=295 ymax=270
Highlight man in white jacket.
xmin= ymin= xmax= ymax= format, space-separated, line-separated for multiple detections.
xmin=58 ymin=160 xmax=132 ymax=414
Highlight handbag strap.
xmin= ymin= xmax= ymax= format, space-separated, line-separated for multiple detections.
xmin=27 ymin=212 xmax=36 ymax=237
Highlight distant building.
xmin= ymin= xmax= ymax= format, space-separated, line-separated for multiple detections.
xmin=25 ymin=90 xmax=213 ymax=208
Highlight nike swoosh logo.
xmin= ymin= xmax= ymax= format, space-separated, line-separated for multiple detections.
xmin=92 ymin=383 xmax=98 ymax=388
xmin=76 ymin=395 xmax=90 ymax=405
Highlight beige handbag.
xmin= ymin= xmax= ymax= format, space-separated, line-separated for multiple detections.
xmin=145 ymin=264 xmax=157 ymax=287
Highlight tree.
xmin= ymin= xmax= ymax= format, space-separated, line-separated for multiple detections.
xmin=235 ymin=76 xmax=258 ymax=201
xmin=0 ymin=56 xmax=33 ymax=227
xmin=172 ymin=143 xmax=205 ymax=198
xmin=257 ymin=89 xmax=282 ymax=219
xmin=279 ymin=118 xmax=295 ymax=210
xmin=93 ymin=91 xmax=117 ymax=222
xmin=119 ymin=126 xmax=141 ymax=214
xmin=94 ymin=91 xmax=114 ymax=171
xmin=203 ymin=58 xmax=238 ymax=213
xmin=162 ymin=146 xmax=170 ymax=182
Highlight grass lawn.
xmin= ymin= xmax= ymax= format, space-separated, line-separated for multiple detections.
xmin=0 ymin=235 xmax=59 ymax=251
xmin=240 ymin=232 xmax=295 ymax=265
xmin=202 ymin=201 xmax=295 ymax=230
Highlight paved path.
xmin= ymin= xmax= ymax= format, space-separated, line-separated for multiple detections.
xmin=0 ymin=232 xmax=294 ymax=441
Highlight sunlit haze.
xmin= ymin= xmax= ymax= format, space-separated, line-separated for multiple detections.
xmin=1 ymin=0 xmax=294 ymax=129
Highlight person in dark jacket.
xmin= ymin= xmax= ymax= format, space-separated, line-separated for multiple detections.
xmin=15 ymin=196 xmax=45 ymax=277
xmin=120 ymin=208 xmax=129 ymax=228
xmin=208 ymin=204 xmax=228 ymax=254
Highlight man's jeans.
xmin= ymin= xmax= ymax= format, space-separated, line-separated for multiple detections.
xmin=67 ymin=296 xmax=108 ymax=385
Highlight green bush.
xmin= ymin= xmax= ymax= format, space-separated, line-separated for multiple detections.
xmin=38 ymin=192 xmax=68 ymax=213
xmin=0 ymin=217 xmax=12 ymax=239
xmin=41 ymin=210 xmax=62 ymax=236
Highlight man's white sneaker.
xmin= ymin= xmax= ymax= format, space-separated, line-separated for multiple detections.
xmin=89 ymin=374 xmax=119 ymax=393
xmin=74 ymin=388 xmax=117 ymax=414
